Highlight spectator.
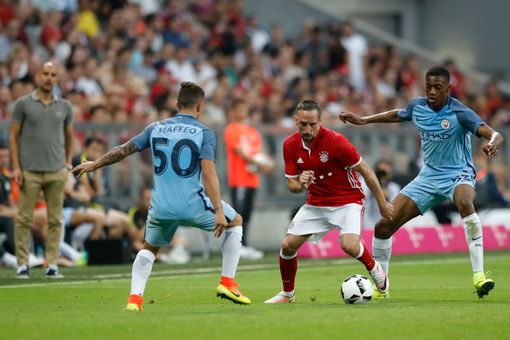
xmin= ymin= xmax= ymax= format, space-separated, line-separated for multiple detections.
xmin=165 ymin=46 xmax=197 ymax=83
xmin=32 ymin=183 xmax=90 ymax=267
xmin=443 ymin=59 xmax=465 ymax=99
xmin=0 ymin=140 xmax=45 ymax=269
xmin=340 ymin=21 xmax=367 ymax=91
xmin=62 ymin=171 xmax=105 ymax=245
xmin=0 ymin=140 xmax=17 ymax=267
xmin=128 ymin=187 xmax=191 ymax=264
xmin=474 ymin=152 xmax=510 ymax=209
xmin=71 ymin=136 xmax=133 ymax=238
xmin=224 ymin=98 xmax=274 ymax=259
xmin=362 ymin=159 xmax=401 ymax=229
xmin=75 ymin=58 xmax=103 ymax=97
xmin=10 ymin=61 xmax=73 ymax=279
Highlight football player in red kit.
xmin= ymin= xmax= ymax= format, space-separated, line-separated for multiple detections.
xmin=265 ymin=100 xmax=394 ymax=303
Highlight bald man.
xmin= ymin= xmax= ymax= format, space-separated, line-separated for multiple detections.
xmin=10 ymin=61 xmax=74 ymax=278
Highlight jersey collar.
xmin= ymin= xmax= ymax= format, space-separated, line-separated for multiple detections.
xmin=310 ymin=126 xmax=325 ymax=148
xmin=301 ymin=126 xmax=324 ymax=151
xmin=30 ymin=90 xmax=59 ymax=103
xmin=175 ymin=113 xmax=198 ymax=120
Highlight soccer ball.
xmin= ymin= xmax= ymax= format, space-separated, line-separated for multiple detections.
xmin=340 ymin=274 xmax=373 ymax=304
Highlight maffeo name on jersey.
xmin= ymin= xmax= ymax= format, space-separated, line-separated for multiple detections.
xmin=159 ymin=125 xmax=197 ymax=134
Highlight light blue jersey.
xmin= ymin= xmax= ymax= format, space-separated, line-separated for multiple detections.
xmin=130 ymin=113 xmax=236 ymax=246
xmin=398 ymin=96 xmax=485 ymax=213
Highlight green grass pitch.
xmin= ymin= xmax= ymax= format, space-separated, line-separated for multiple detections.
xmin=0 ymin=252 xmax=508 ymax=339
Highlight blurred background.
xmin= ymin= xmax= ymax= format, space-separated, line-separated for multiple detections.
xmin=0 ymin=0 xmax=509 ymax=264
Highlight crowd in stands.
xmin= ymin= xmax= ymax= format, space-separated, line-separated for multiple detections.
xmin=1 ymin=1 xmax=508 ymax=128
xmin=0 ymin=0 xmax=509 ymax=266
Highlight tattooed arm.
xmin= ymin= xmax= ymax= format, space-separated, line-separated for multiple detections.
xmin=72 ymin=141 xmax=138 ymax=178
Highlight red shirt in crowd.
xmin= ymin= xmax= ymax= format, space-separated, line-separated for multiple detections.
xmin=224 ymin=122 xmax=263 ymax=188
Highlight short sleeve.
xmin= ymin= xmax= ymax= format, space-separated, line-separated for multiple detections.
xmin=283 ymin=139 xmax=298 ymax=178
xmin=200 ymin=128 xmax=216 ymax=161
xmin=11 ymin=98 xmax=25 ymax=123
xmin=130 ymin=123 xmax=156 ymax=151
xmin=455 ymin=106 xmax=485 ymax=136
xmin=336 ymin=134 xmax=361 ymax=168
xmin=398 ymin=101 xmax=415 ymax=121
xmin=398 ymin=97 xmax=427 ymax=122
xmin=63 ymin=100 xmax=73 ymax=126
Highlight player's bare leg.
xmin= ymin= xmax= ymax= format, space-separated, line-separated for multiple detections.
xmin=453 ymin=184 xmax=495 ymax=297
xmin=216 ymin=213 xmax=251 ymax=305
xmin=126 ymin=242 xmax=159 ymax=311
xmin=340 ymin=233 xmax=389 ymax=293
xmin=265 ymin=234 xmax=309 ymax=304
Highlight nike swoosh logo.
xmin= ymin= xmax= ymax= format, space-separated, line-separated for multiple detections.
xmin=382 ymin=277 xmax=388 ymax=291
xmin=472 ymin=236 xmax=482 ymax=241
xmin=230 ymin=291 xmax=240 ymax=297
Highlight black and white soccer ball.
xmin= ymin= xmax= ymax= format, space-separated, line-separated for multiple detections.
xmin=340 ymin=274 xmax=373 ymax=304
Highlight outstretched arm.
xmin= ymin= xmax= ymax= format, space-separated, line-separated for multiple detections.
xmin=353 ymin=160 xmax=394 ymax=220
xmin=72 ymin=141 xmax=138 ymax=178
xmin=339 ymin=109 xmax=401 ymax=125
xmin=477 ymin=124 xmax=504 ymax=158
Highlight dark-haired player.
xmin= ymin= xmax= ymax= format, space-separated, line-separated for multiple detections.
xmin=265 ymin=100 xmax=393 ymax=304
xmin=340 ymin=66 xmax=503 ymax=298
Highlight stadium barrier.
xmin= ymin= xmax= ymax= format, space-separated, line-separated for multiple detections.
xmin=297 ymin=225 xmax=510 ymax=258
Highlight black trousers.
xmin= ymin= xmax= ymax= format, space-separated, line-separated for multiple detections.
xmin=230 ymin=187 xmax=257 ymax=246
xmin=0 ymin=216 xmax=15 ymax=255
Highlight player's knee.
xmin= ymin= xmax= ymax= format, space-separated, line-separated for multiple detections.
xmin=143 ymin=241 xmax=159 ymax=255
xmin=340 ymin=240 xmax=359 ymax=257
xmin=230 ymin=213 xmax=243 ymax=226
xmin=374 ymin=220 xmax=392 ymax=239
xmin=456 ymin=198 xmax=474 ymax=214
xmin=281 ymin=239 xmax=297 ymax=256
xmin=91 ymin=211 xmax=105 ymax=225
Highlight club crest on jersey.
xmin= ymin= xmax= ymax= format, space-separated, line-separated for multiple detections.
xmin=440 ymin=119 xmax=450 ymax=129
xmin=319 ymin=151 xmax=329 ymax=163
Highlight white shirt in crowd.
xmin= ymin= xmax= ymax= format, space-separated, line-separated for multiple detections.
xmin=341 ymin=33 xmax=368 ymax=91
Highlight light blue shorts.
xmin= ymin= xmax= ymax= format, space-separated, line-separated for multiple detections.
xmin=401 ymin=166 xmax=476 ymax=214
xmin=145 ymin=199 xmax=237 ymax=247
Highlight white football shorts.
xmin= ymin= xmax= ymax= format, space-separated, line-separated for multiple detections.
xmin=288 ymin=203 xmax=363 ymax=243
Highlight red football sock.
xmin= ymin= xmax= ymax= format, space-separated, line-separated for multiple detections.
xmin=280 ymin=254 xmax=297 ymax=292
xmin=356 ymin=243 xmax=375 ymax=271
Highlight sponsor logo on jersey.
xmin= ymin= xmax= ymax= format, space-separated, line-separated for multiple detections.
xmin=420 ymin=131 xmax=451 ymax=142
xmin=440 ymin=119 xmax=450 ymax=129
xmin=319 ymin=151 xmax=329 ymax=163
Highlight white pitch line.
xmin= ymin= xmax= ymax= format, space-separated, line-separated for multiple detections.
xmin=0 ymin=255 xmax=503 ymax=289
xmin=0 ymin=263 xmax=283 ymax=289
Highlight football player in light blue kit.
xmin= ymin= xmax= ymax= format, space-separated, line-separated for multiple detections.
xmin=73 ymin=82 xmax=251 ymax=310
xmin=340 ymin=66 xmax=503 ymax=298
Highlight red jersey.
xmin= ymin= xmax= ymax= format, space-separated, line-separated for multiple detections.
xmin=283 ymin=126 xmax=364 ymax=206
